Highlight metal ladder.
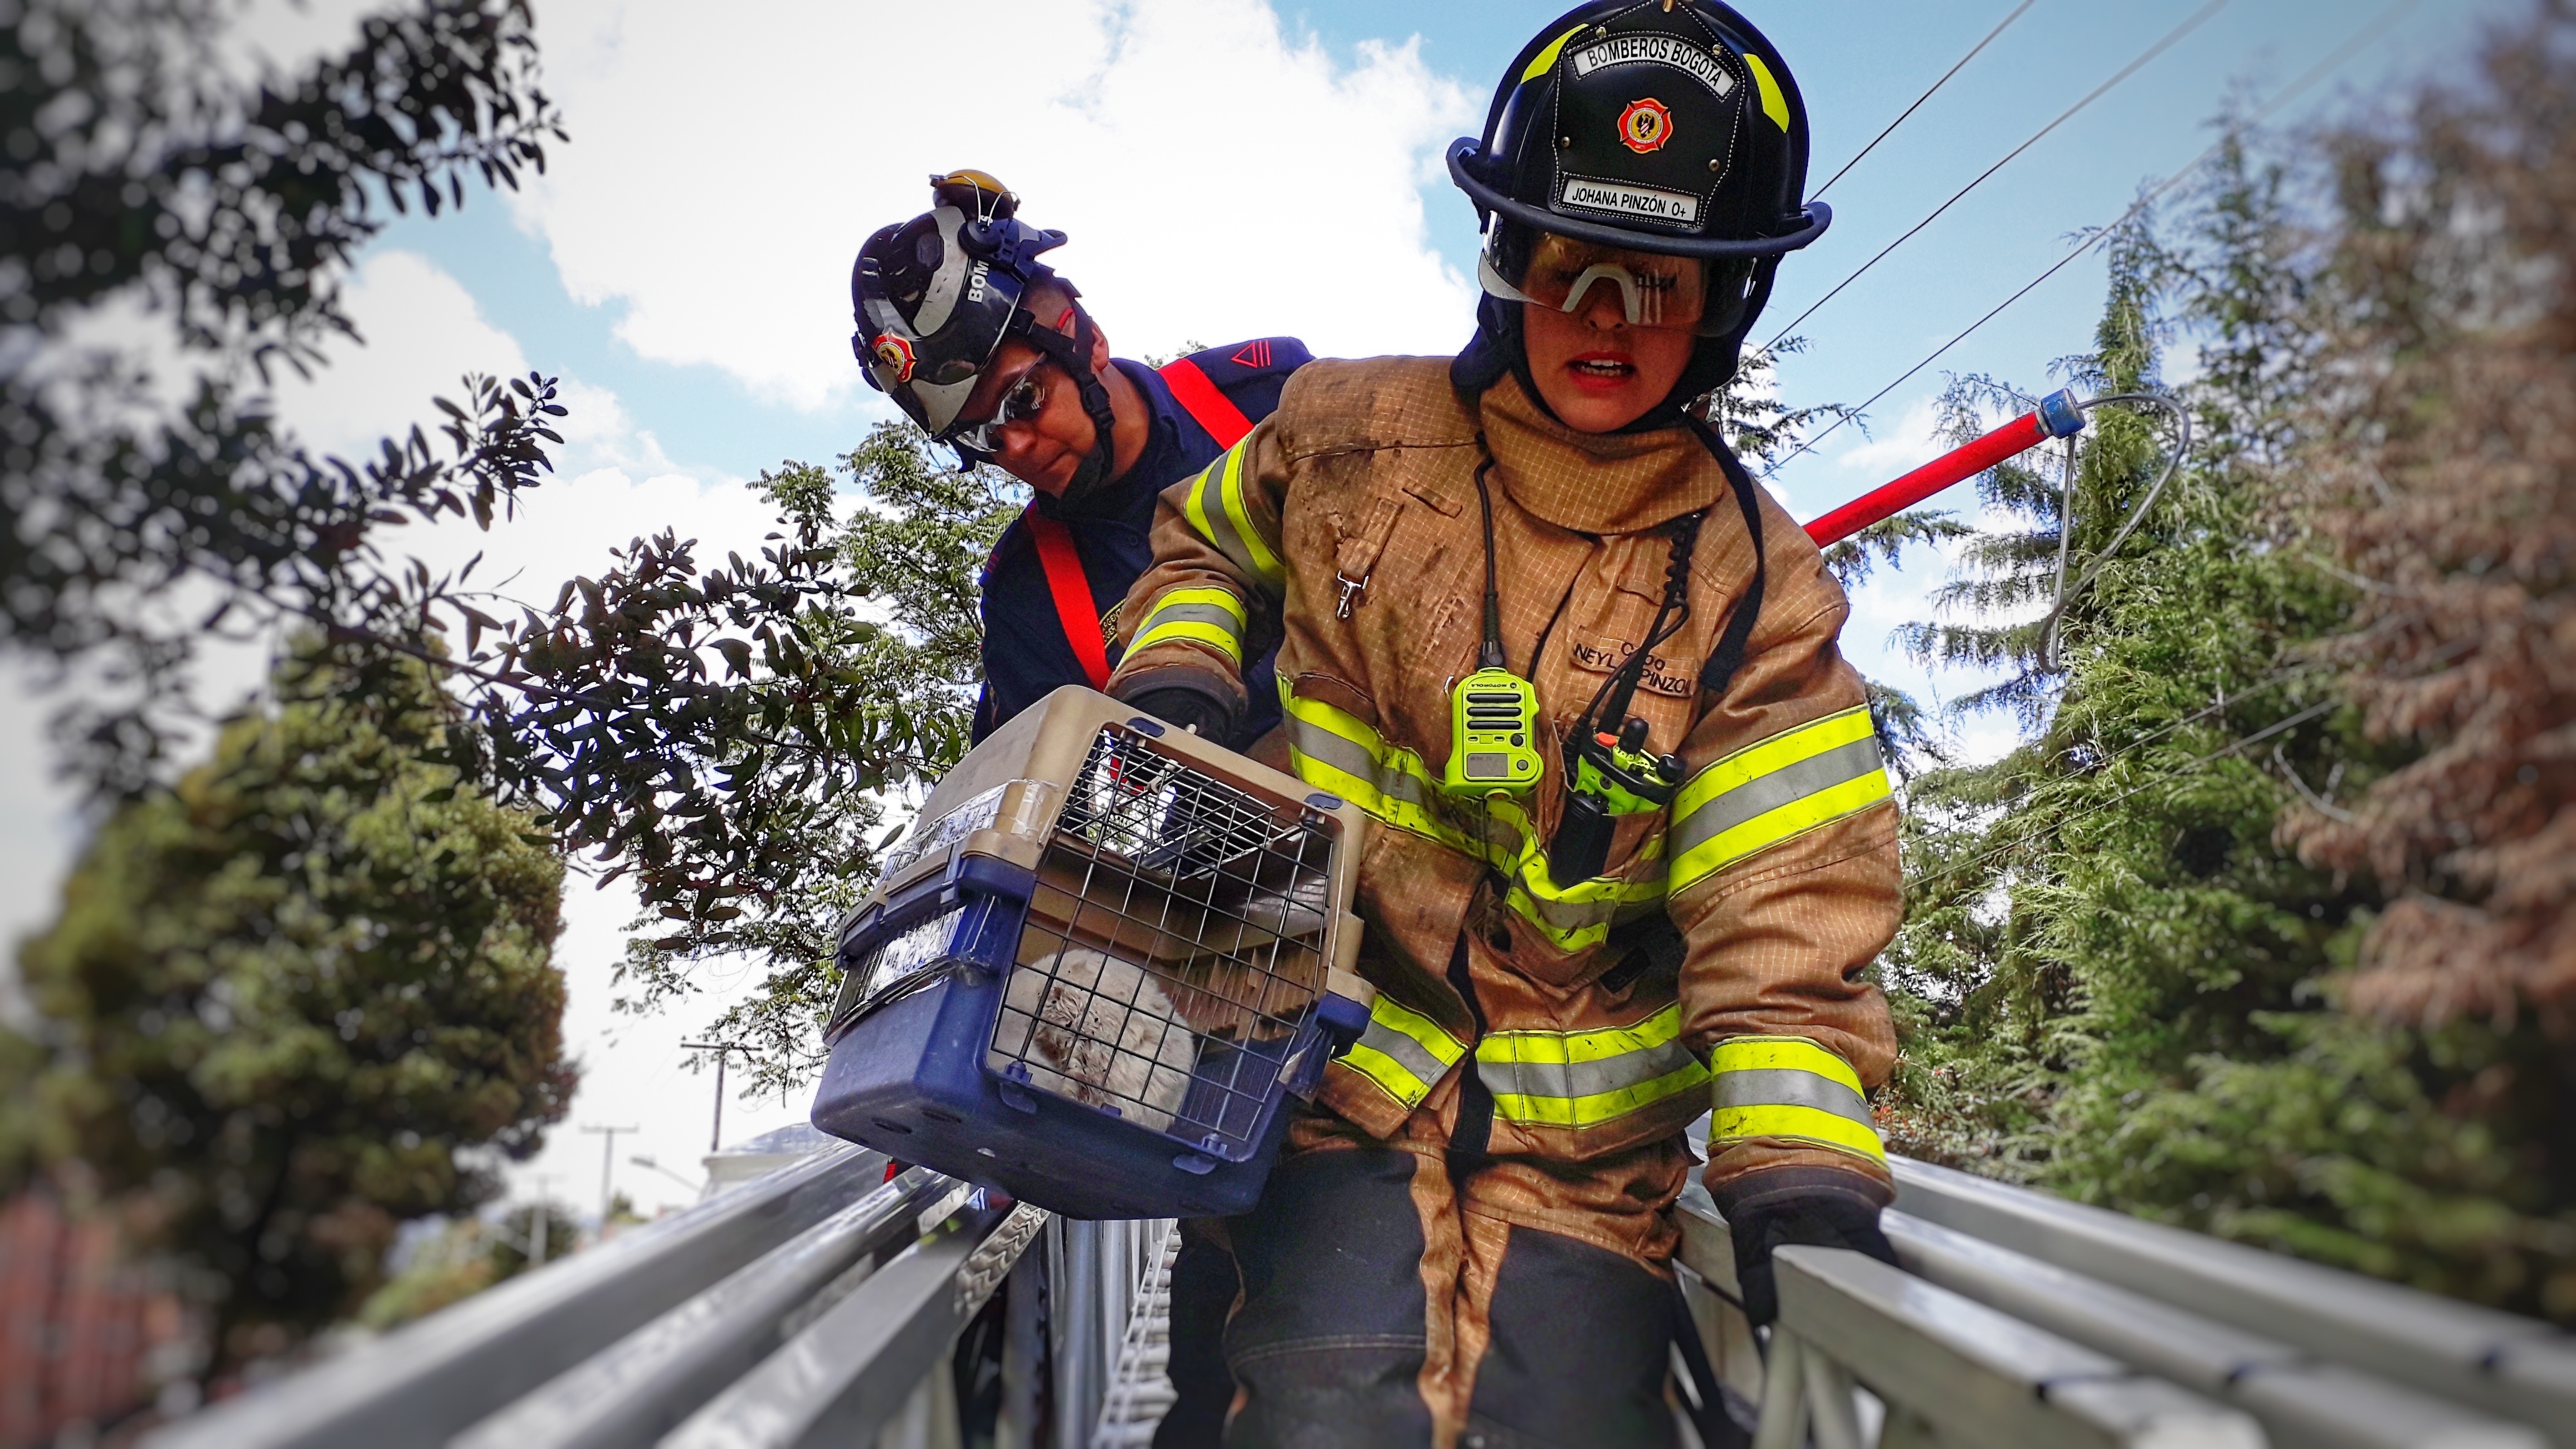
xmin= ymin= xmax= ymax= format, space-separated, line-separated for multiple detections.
xmin=141 ymin=1143 xmax=2576 ymax=1449
xmin=1090 ymin=1221 xmax=1179 ymax=1449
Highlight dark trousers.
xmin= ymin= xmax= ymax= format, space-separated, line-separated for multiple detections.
xmin=1158 ymin=1144 xmax=1679 ymax=1449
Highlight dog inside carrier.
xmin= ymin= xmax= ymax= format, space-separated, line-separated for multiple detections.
xmin=810 ymin=687 xmax=1375 ymax=1219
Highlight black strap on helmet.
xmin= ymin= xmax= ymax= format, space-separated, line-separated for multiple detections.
xmin=997 ymin=296 xmax=1120 ymax=492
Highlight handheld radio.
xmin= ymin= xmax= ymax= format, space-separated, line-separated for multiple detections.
xmin=1443 ymin=454 xmax=1543 ymax=798
xmin=1544 ymin=512 xmax=1705 ymax=887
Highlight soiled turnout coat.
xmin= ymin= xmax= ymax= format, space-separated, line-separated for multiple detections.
xmin=1111 ymin=357 xmax=1902 ymax=1446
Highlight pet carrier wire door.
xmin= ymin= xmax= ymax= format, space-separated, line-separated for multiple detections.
xmin=811 ymin=687 xmax=1374 ymax=1220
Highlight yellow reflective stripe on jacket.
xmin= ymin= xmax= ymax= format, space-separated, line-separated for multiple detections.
xmin=1277 ymin=685 xmax=1500 ymax=859
xmin=1668 ymin=706 xmax=1892 ymax=895
xmin=1180 ymin=444 xmax=1285 ymax=591
xmin=1478 ymin=1003 xmax=1710 ymax=1128
xmin=1489 ymin=794 xmax=1667 ymax=952
xmin=1340 ymin=993 xmax=1469 ymax=1111
xmin=1276 ymin=684 xmax=1674 ymax=949
xmin=1708 ymin=1035 xmax=1885 ymax=1166
xmin=1131 ymin=587 xmax=1246 ymax=666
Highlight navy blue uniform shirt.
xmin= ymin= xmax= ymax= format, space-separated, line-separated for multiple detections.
xmin=971 ymin=338 xmax=1310 ymax=745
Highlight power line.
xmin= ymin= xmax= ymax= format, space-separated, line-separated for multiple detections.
xmin=1762 ymin=0 xmax=2422 ymax=482
xmin=1810 ymin=0 xmax=2038 ymax=202
xmin=1766 ymin=0 xmax=2230 ymax=353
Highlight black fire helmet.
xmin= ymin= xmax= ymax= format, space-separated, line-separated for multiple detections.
xmin=1448 ymin=1 xmax=1830 ymax=417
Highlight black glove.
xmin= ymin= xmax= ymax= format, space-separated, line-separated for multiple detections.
xmin=1725 ymin=1186 xmax=1896 ymax=1329
xmin=1119 ymin=676 xmax=1239 ymax=741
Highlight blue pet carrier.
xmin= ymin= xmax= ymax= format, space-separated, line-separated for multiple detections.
xmin=810 ymin=687 xmax=1375 ymax=1220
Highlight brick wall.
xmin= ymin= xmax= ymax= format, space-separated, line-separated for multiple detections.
xmin=0 ymin=1194 xmax=180 ymax=1447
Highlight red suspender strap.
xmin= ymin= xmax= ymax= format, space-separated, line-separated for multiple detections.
xmin=1157 ymin=356 xmax=1256 ymax=448
xmin=1024 ymin=505 xmax=1113 ymax=690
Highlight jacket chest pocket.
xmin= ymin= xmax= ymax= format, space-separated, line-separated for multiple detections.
xmin=1546 ymin=545 xmax=1705 ymax=758
xmin=1333 ymin=477 xmax=1475 ymax=665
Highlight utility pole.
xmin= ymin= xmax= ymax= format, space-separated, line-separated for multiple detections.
xmin=517 ymin=1171 xmax=561 ymax=1269
xmin=580 ymin=1123 xmax=640 ymax=1223
xmin=680 ymin=1040 xmax=751 ymax=1154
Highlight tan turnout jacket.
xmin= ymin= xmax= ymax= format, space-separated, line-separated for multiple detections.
xmin=1109 ymin=357 xmax=1901 ymax=1244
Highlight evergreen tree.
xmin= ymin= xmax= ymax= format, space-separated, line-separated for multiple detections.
xmin=1881 ymin=6 xmax=2576 ymax=1320
xmin=5 ymin=643 xmax=572 ymax=1370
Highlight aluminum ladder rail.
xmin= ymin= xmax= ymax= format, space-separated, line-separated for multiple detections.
xmin=141 ymin=1143 xmax=2576 ymax=1449
xmin=1673 ymin=1159 xmax=2576 ymax=1449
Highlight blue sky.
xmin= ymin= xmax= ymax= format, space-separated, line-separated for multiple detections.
xmin=1 ymin=0 xmax=2522 ymax=1216
xmin=371 ymin=0 xmax=2504 ymax=520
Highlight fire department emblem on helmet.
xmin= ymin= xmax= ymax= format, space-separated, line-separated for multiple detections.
xmin=872 ymin=333 xmax=917 ymax=384
xmin=1618 ymin=97 xmax=1674 ymax=154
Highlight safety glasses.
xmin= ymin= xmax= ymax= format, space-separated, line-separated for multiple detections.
xmin=1478 ymin=233 xmax=1710 ymax=332
xmin=949 ymin=366 xmax=1051 ymax=455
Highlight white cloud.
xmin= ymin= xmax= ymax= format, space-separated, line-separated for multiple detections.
xmin=1830 ymin=394 xmax=1946 ymax=480
xmin=512 ymin=0 xmax=1480 ymax=410
xmin=274 ymin=250 xmax=534 ymax=461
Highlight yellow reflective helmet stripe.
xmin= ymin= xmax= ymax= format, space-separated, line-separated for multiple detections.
xmin=1131 ymin=587 xmax=1246 ymax=666
xmin=1521 ymin=25 xmax=1585 ymax=84
xmin=1668 ymin=706 xmax=1892 ymax=894
xmin=1340 ymin=993 xmax=1470 ymax=1111
xmin=1478 ymin=1003 xmax=1711 ymax=1128
xmin=1709 ymin=1035 xmax=1885 ymax=1167
xmin=1742 ymin=51 xmax=1792 ymax=132
xmin=1181 ymin=444 xmax=1284 ymax=592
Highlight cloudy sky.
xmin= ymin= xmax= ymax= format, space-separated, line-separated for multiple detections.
xmin=1 ymin=0 xmax=2518 ymax=1219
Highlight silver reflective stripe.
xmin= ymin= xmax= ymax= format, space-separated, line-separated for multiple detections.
xmin=1710 ymin=1065 xmax=1876 ymax=1131
xmin=1186 ymin=457 xmax=1270 ymax=583
xmin=1476 ymin=1035 xmax=1703 ymax=1103
xmin=1670 ymin=736 xmax=1885 ymax=861
xmin=1141 ymin=600 xmax=1242 ymax=633
xmin=1509 ymin=882 xmax=1622 ymax=934
xmin=1356 ymin=1018 xmax=1454 ymax=1093
xmin=1284 ymin=715 xmax=1435 ymax=812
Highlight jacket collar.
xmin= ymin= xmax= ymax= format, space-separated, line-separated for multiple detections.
xmin=1472 ymin=370 xmax=1721 ymax=535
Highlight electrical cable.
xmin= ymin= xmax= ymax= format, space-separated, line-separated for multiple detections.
xmin=2041 ymin=391 xmax=2192 ymax=665
xmin=1765 ymin=0 xmax=2227 ymax=353
xmin=1810 ymin=0 xmax=2038 ymax=202
xmin=1759 ymin=0 xmax=2423 ymax=481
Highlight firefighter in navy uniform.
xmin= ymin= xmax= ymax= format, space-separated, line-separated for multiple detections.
xmin=852 ymin=171 xmax=1302 ymax=1448
xmin=1106 ymin=6 xmax=1903 ymax=1446
xmin=850 ymin=170 xmax=1307 ymax=751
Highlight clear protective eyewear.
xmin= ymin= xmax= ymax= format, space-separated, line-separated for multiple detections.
xmin=950 ymin=366 xmax=1051 ymax=456
xmin=1477 ymin=233 xmax=1710 ymax=333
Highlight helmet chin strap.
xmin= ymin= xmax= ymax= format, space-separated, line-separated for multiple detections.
xmin=1012 ymin=303 xmax=1119 ymax=497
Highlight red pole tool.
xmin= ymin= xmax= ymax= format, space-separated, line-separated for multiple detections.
xmin=1803 ymin=388 xmax=2087 ymax=547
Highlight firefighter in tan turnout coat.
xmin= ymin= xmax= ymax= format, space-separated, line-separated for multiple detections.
xmin=1108 ymin=5 xmax=1901 ymax=1445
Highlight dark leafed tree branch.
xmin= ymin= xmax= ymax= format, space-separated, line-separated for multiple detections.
xmin=2 ymin=0 xmax=567 ymax=793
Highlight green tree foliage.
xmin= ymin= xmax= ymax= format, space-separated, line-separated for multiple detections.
xmin=1882 ymin=4 xmax=2576 ymax=1321
xmin=2 ymin=0 xmax=568 ymax=795
xmin=5 ymin=644 xmax=572 ymax=1370
xmin=502 ymin=424 xmax=1022 ymax=1097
